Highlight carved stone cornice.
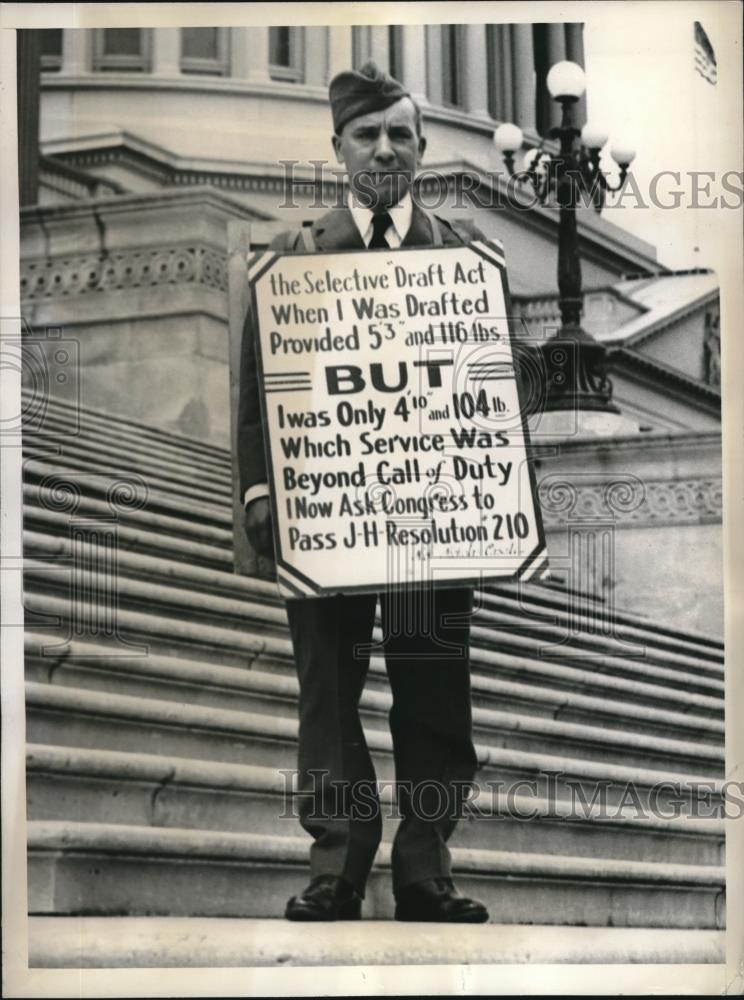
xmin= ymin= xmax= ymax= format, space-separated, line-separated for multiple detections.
xmin=21 ymin=244 xmax=228 ymax=302
xmin=537 ymin=472 xmax=722 ymax=528
xmin=55 ymin=146 xmax=300 ymax=196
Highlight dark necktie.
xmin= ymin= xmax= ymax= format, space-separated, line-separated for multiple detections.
xmin=369 ymin=212 xmax=392 ymax=249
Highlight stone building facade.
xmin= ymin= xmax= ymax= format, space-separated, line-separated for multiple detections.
xmin=19 ymin=23 xmax=723 ymax=633
xmin=17 ymin=22 xmax=727 ymax=965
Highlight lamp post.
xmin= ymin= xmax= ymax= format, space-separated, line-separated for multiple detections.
xmin=494 ymin=61 xmax=636 ymax=414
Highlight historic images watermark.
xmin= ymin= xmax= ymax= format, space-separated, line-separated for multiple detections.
xmin=278 ymin=162 xmax=744 ymax=213
xmin=277 ymin=769 xmax=744 ymax=823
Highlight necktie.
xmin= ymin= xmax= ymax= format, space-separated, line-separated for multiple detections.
xmin=369 ymin=212 xmax=392 ymax=249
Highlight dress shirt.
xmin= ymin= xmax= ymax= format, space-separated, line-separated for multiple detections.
xmin=347 ymin=190 xmax=413 ymax=249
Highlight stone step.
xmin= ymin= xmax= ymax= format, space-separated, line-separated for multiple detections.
xmin=482 ymin=583 xmax=723 ymax=664
xmin=27 ymin=821 xmax=726 ymax=928
xmin=27 ymin=916 xmax=726 ymax=967
xmin=18 ymin=439 xmax=721 ymax=663
xmin=23 ymin=389 xmax=725 ymax=660
xmin=25 ymin=683 xmax=725 ymax=804
xmin=23 ymin=482 xmax=232 ymax=552
xmin=25 ymin=659 xmax=723 ymax=772
xmin=24 ymin=525 xmax=726 ymax=685
xmin=22 ymin=525 xmax=269 ymax=596
xmin=23 ymin=456 xmax=229 ymax=523
xmin=27 ymin=409 xmax=233 ymax=485
xmin=21 ymin=393 xmax=727 ymax=939
xmin=24 ymin=626 xmax=723 ymax=736
xmin=468 ymin=610 xmax=723 ymax=682
xmin=22 ymin=527 xmax=725 ymax=685
xmin=23 ymin=491 xmax=233 ymax=562
xmin=26 ymin=432 xmax=232 ymax=504
xmin=19 ymin=487 xmax=228 ymax=547
xmin=21 ymin=387 xmax=227 ymax=465
xmin=23 ymin=582 xmax=727 ymax=705
xmin=26 ymin=745 xmax=725 ymax=866
xmin=24 ymin=636 xmax=724 ymax=744
xmin=23 ymin=563 xmax=288 ymax=638
xmin=22 ymin=507 xmax=725 ymax=671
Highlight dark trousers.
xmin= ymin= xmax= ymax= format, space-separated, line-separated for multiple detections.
xmin=285 ymin=586 xmax=478 ymax=895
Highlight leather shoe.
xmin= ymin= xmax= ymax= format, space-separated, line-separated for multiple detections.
xmin=394 ymin=877 xmax=489 ymax=923
xmin=285 ymin=874 xmax=362 ymax=921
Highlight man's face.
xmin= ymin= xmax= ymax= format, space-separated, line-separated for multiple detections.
xmin=332 ymin=97 xmax=426 ymax=212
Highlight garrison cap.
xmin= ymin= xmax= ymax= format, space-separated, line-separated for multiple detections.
xmin=329 ymin=59 xmax=411 ymax=134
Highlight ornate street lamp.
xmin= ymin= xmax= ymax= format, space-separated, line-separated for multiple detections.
xmin=494 ymin=61 xmax=636 ymax=413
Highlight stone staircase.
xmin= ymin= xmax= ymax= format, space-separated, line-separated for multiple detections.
xmin=22 ymin=392 xmax=726 ymax=963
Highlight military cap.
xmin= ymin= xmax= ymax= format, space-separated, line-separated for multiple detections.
xmin=329 ymin=59 xmax=411 ymax=134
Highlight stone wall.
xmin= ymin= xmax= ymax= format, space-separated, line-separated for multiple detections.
xmin=534 ymin=430 xmax=723 ymax=636
xmin=20 ymin=189 xmax=260 ymax=446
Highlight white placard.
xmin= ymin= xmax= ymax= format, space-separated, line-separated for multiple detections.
xmin=249 ymin=241 xmax=548 ymax=598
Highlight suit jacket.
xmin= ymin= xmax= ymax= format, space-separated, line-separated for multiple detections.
xmin=237 ymin=203 xmax=487 ymax=498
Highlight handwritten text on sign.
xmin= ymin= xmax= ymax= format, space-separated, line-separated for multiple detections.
xmin=250 ymin=242 xmax=547 ymax=597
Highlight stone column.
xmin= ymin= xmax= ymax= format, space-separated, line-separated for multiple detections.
xmin=353 ymin=26 xmax=372 ymax=67
xmin=565 ymin=22 xmax=587 ymax=125
xmin=499 ymin=25 xmax=515 ymax=122
xmin=546 ymin=22 xmax=567 ymax=65
xmin=328 ymin=25 xmax=353 ymax=76
xmin=60 ymin=28 xmax=89 ymax=75
xmin=369 ymin=26 xmax=389 ymax=70
xmin=304 ymin=26 xmax=328 ymax=85
xmin=463 ymin=23 xmax=490 ymax=118
xmin=485 ymin=26 xmax=501 ymax=119
xmin=512 ymin=23 xmax=536 ymax=130
xmin=17 ymin=30 xmax=40 ymax=205
xmin=232 ymin=26 xmax=269 ymax=82
xmin=151 ymin=28 xmax=180 ymax=77
xmin=546 ymin=23 xmax=567 ymax=129
xmin=425 ymin=26 xmax=443 ymax=106
xmin=231 ymin=29 xmax=251 ymax=79
xmin=565 ymin=23 xmax=585 ymax=66
xmin=400 ymin=24 xmax=427 ymax=103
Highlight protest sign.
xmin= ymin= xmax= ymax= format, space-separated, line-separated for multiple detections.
xmin=248 ymin=240 xmax=548 ymax=598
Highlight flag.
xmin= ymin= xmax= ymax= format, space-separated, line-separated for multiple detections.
xmin=694 ymin=21 xmax=717 ymax=84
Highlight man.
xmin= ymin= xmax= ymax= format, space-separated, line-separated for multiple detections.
xmin=237 ymin=61 xmax=489 ymax=923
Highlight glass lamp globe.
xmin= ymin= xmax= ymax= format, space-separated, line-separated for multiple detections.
xmin=546 ymin=61 xmax=586 ymax=100
xmin=610 ymin=142 xmax=636 ymax=166
xmin=581 ymin=123 xmax=609 ymax=150
xmin=493 ymin=122 xmax=524 ymax=153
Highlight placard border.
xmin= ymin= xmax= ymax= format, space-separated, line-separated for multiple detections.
xmin=248 ymin=239 xmax=548 ymax=598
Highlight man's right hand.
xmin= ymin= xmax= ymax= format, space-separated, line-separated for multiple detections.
xmin=243 ymin=497 xmax=274 ymax=559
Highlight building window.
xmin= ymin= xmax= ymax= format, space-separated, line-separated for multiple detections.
xmin=388 ymin=26 xmax=403 ymax=79
xmin=269 ymin=26 xmax=304 ymax=82
xmin=39 ymin=29 xmax=63 ymax=71
xmin=180 ymin=28 xmax=229 ymax=75
xmin=93 ymin=28 xmax=151 ymax=72
xmin=441 ymin=25 xmax=464 ymax=107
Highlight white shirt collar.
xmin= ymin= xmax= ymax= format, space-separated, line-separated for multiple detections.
xmin=347 ymin=191 xmax=413 ymax=247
